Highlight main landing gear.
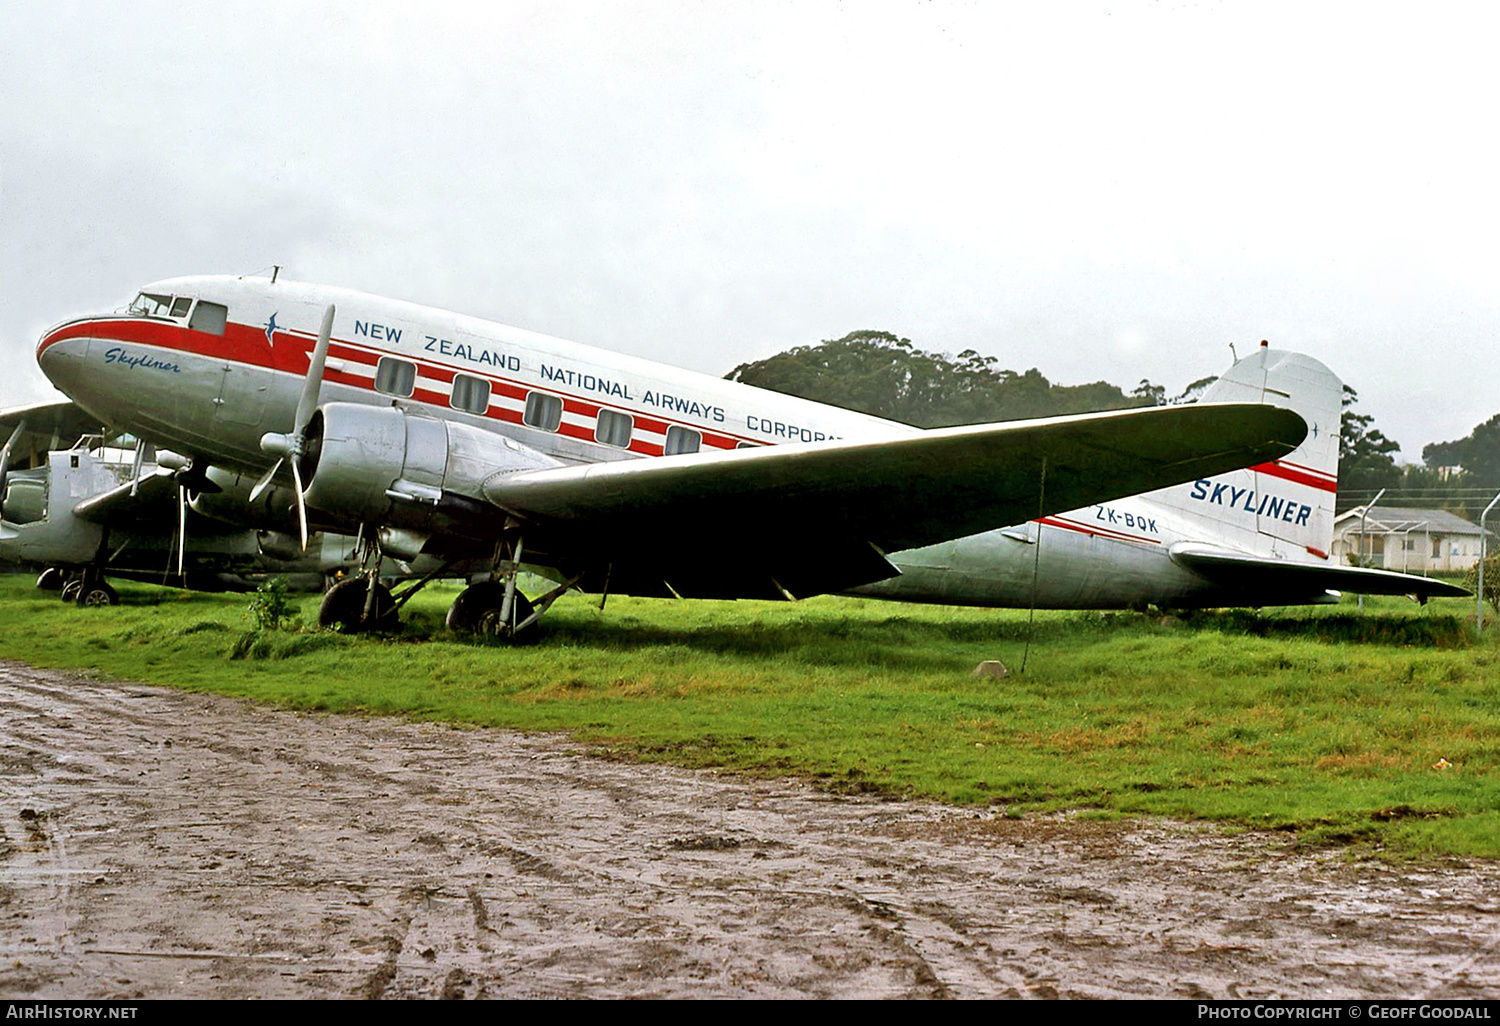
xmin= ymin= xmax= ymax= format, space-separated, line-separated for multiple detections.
xmin=317 ymin=531 xmax=414 ymax=634
xmin=42 ymin=567 xmax=119 ymax=607
xmin=318 ymin=576 xmax=399 ymax=633
xmin=315 ymin=525 xmax=576 ymax=643
xmin=444 ymin=530 xmax=577 ymax=645
xmin=445 ymin=581 xmax=539 ymax=644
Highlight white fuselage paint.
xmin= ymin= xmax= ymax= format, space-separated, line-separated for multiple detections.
xmin=37 ymin=276 xmax=1336 ymax=610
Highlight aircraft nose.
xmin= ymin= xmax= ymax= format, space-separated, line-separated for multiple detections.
xmin=36 ymin=323 xmax=91 ymax=397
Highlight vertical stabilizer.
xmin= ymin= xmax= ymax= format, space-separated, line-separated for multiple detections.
xmin=1155 ymin=344 xmax=1341 ymax=561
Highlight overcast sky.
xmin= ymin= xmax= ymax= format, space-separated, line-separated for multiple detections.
xmin=3 ymin=1 xmax=1497 ymax=459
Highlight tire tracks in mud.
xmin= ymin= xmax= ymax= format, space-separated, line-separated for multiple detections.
xmin=1 ymin=661 xmax=1497 ymax=999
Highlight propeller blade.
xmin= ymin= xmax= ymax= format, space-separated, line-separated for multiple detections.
xmin=248 ymin=458 xmax=283 ymax=504
xmin=291 ymin=457 xmax=309 ymax=553
xmin=177 ymin=486 xmax=187 ymax=578
xmin=252 ymin=304 xmax=333 ymax=518
xmin=294 ymin=304 xmax=336 ymax=434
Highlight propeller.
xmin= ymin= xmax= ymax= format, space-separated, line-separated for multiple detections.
xmin=250 ymin=303 xmax=335 ymax=551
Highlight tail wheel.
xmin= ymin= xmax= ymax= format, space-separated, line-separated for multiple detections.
xmin=317 ymin=577 xmax=399 ymax=633
xmin=76 ymin=581 xmax=119 ymax=607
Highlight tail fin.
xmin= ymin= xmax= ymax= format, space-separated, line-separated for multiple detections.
xmin=1154 ymin=343 xmax=1342 ymax=561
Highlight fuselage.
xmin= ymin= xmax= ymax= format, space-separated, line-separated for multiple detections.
xmin=36 ymin=275 xmax=1332 ymax=609
xmin=37 ymin=276 xmax=915 ymax=475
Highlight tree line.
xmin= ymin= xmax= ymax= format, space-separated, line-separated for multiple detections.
xmin=725 ymin=330 xmax=1194 ymax=429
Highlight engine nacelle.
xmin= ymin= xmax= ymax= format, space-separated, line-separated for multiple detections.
xmin=2 ymin=472 xmax=48 ymax=525
xmin=190 ymin=466 xmax=303 ymax=533
xmin=300 ymin=403 xmax=562 ymax=536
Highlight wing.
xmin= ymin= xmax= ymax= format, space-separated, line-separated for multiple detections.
xmin=484 ymin=402 xmax=1308 ymax=600
xmin=0 ymin=399 xmax=113 ymax=471
xmin=71 ymin=468 xmax=183 ymax=528
xmin=0 ymin=400 xmax=174 ymax=530
xmin=1170 ymin=543 xmax=1471 ymax=601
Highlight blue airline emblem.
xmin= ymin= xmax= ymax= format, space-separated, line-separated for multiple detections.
xmin=264 ymin=312 xmax=279 ymax=346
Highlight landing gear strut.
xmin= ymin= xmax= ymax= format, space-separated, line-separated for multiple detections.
xmin=445 ymin=527 xmax=577 ymax=644
xmin=315 ymin=529 xmax=457 ymax=634
xmin=317 ymin=530 xmax=400 ymax=633
xmin=318 ymin=576 xmax=398 ymax=633
xmin=445 ymin=581 xmax=540 ymax=643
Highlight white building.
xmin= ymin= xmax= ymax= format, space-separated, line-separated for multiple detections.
xmin=1332 ymin=505 xmax=1488 ymax=573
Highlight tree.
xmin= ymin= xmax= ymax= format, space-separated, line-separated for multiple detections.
xmin=726 ymin=331 xmax=1153 ymax=428
xmin=1423 ymin=413 xmax=1500 ymax=484
xmin=1338 ymin=385 xmax=1402 ymax=507
xmin=1131 ymin=379 xmax=1166 ymax=406
xmin=1172 ymin=375 xmax=1219 ymax=405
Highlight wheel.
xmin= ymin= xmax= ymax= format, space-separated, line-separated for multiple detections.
xmin=75 ymin=581 xmax=119 ymax=607
xmin=60 ymin=580 xmax=82 ymax=603
xmin=317 ymin=577 xmax=398 ymax=633
xmin=36 ymin=568 xmax=65 ymax=591
xmin=478 ymin=592 xmax=538 ymax=644
xmin=447 ymin=581 xmax=539 ymax=644
xmin=445 ymin=581 xmax=507 ymax=633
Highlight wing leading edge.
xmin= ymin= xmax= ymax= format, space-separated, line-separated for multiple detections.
xmin=485 ymin=402 xmax=1308 ymax=600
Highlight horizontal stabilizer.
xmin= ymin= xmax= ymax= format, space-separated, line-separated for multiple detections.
xmin=1170 ymin=543 xmax=1471 ymax=600
xmin=71 ymin=469 xmax=180 ymax=526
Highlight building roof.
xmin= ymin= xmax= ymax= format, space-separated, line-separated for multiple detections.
xmin=1334 ymin=505 xmax=1485 ymax=536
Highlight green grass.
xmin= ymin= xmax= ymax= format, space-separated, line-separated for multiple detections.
xmin=4 ymin=574 xmax=1496 ymax=859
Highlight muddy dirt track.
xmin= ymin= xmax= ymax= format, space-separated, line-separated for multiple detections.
xmin=1 ymin=661 xmax=1497 ymax=1000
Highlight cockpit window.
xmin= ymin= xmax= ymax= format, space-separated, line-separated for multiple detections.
xmin=128 ymin=293 xmax=174 ymax=317
xmin=170 ymin=297 xmax=192 ymax=317
xmin=188 ymin=300 xmax=228 ymax=335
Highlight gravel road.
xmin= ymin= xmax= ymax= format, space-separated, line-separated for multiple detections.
xmin=1 ymin=661 xmax=1496 ymax=999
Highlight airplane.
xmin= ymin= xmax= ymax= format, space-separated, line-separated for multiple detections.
xmin=31 ymin=273 xmax=1310 ymax=639
xmin=853 ymin=342 xmax=1470 ymax=609
xmin=0 ymin=419 xmax=360 ymax=603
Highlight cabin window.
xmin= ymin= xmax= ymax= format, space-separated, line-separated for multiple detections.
xmin=664 ymin=425 xmax=701 ymax=455
xmin=736 ymin=441 xmax=758 ymax=449
xmin=189 ymin=300 xmax=228 ymax=335
xmin=523 ymin=391 xmax=563 ymax=432
xmin=170 ymin=297 xmax=192 ymax=317
xmin=375 ymin=356 xmax=417 ymax=397
xmin=450 ymin=374 xmax=490 ymax=415
xmin=128 ymin=293 xmax=173 ymax=317
xmin=595 ymin=409 xmax=633 ymax=448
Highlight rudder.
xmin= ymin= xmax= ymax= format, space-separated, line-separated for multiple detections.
xmin=1158 ymin=343 xmax=1341 ymax=560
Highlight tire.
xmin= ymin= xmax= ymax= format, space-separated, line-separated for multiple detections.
xmin=60 ymin=580 xmax=82 ymax=603
xmin=75 ymin=581 xmax=119 ymax=607
xmin=317 ymin=577 xmax=398 ymax=633
xmin=445 ymin=581 xmax=508 ymax=633
xmin=447 ymin=581 xmax=539 ymax=644
xmin=36 ymin=568 xmax=65 ymax=591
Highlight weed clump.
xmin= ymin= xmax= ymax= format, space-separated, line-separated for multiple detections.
xmin=246 ymin=577 xmax=297 ymax=631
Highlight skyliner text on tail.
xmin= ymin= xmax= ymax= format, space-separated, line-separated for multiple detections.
xmin=25 ymin=272 xmax=1456 ymax=638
